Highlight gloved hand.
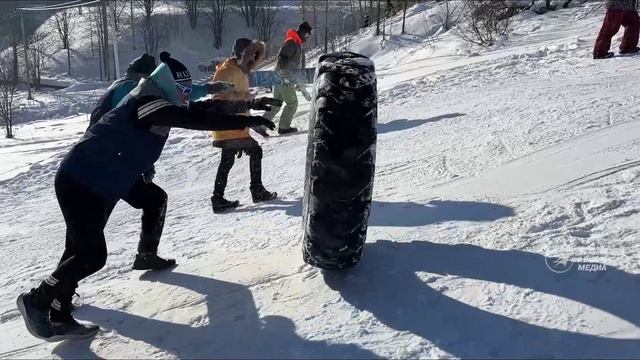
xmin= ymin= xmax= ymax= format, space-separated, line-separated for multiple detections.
xmin=280 ymin=75 xmax=293 ymax=86
xmin=244 ymin=116 xmax=275 ymax=130
xmin=297 ymin=85 xmax=312 ymax=101
xmin=251 ymin=125 xmax=270 ymax=137
xmin=142 ymin=167 xmax=156 ymax=184
xmin=206 ymin=81 xmax=234 ymax=94
xmin=251 ymin=97 xmax=283 ymax=111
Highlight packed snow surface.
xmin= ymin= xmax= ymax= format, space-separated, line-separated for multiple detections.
xmin=1 ymin=2 xmax=639 ymax=358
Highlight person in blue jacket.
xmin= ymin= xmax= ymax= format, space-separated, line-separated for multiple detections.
xmin=85 ymin=52 xmax=234 ymax=274
xmin=88 ymin=53 xmax=156 ymax=128
xmin=89 ymin=52 xmax=233 ymax=128
xmin=16 ymin=53 xmax=279 ymax=342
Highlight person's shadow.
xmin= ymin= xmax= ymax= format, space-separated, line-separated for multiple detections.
xmin=324 ymin=240 xmax=640 ymax=358
xmin=377 ymin=113 xmax=465 ymax=135
xmin=238 ymin=199 xmax=515 ymax=227
xmin=52 ymin=271 xmax=378 ymax=359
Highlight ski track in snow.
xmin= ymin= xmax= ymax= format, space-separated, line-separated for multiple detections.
xmin=1 ymin=2 xmax=640 ymax=358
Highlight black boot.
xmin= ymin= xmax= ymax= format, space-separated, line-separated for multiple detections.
xmin=132 ymin=252 xmax=176 ymax=271
xmin=251 ymin=185 xmax=277 ymax=203
xmin=277 ymin=127 xmax=298 ymax=135
xmin=594 ymin=52 xmax=615 ymax=59
xmin=211 ymin=195 xmax=240 ymax=213
xmin=620 ymin=47 xmax=640 ymax=55
xmin=16 ymin=286 xmax=55 ymax=340
xmin=49 ymin=301 xmax=99 ymax=341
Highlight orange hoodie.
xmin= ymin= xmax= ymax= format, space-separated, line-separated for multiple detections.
xmin=211 ymin=58 xmax=251 ymax=141
xmin=285 ymin=29 xmax=303 ymax=46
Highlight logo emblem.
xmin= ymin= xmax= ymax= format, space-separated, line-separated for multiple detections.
xmin=544 ymin=255 xmax=573 ymax=273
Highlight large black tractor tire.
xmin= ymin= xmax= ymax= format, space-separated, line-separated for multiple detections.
xmin=302 ymin=52 xmax=377 ymax=270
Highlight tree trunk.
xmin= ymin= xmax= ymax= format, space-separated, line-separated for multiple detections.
xmin=97 ymin=20 xmax=104 ymax=81
xmin=324 ymin=0 xmax=329 ymax=53
xmin=131 ymin=0 xmax=136 ymax=50
xmin=376 ymin=0 xmax=381 ymax=36
xmin=90 ymin=17 xmax=95 ymax=57
xmin=312 ymin=1 xmax=318 ymax=46
xmin=11 ymin=41 xmax=18 ymax=84
xmin=67 ymin=48 xmax=71 ymax=75
xmin=301 ymin=0 xmax=306 ymax=68
xmin=101 ymin=1 xmax=110 ymax=80
xmin=401 ymin=0 xmax=407 ymax=34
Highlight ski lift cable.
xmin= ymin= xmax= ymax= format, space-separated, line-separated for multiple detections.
xmin=0 ymin=10 xmax=20 ymax=23
xmin=24 ymin=0 xmax=83 ymax=10
xmin=18 ymin=0 xmax=102 ymax=12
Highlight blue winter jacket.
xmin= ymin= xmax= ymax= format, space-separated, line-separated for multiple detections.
xmin=60 ymin=63 xmax=257 ymax=202
xmin=89 ymin=76 xmax=210 ymax=129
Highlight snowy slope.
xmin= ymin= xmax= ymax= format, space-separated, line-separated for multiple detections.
xmin=8 ymin=1 xmax=353 ymax=84
xmin=1 ymin=2 xmax=640 ymax=358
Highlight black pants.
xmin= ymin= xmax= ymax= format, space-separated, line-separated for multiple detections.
xmin=213 ymin=146 xmax=263 ymax=198
xmin=50 ymin=171 xmax=167 ymax=306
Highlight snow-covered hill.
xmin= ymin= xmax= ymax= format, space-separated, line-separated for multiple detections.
xmin=1 ymin=2 xmax=639 ymax=358
xmin=5 ymin=1 xmax=353 ymax=83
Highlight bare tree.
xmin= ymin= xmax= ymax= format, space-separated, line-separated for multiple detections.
xmin=108 ymin=0 xmax=129 ymax=33
xmin=456 ymin=0 xmax=519 ymax=47
xmin=204 ymin=0 xmax=227 ymax=49
xmin=179 ymin=0 xmax=201 ymax=29
xmin=324 ymin=0 xmax=329 ymax=53
xmin=101 ymin=0 xmax=111 ymax=80
xmin=0 ymin=17 xmax=21 ymax=85
xmin=357 ymin=0 xmax=372 ymax=28
xmin=87 ymin=11 xmax=96 ymax=57
xmin=235 ymin=0 xmax=258 ymax=28
xmin=312 ymin=0 xmax=318 ymax=46
xmin=436 ymin=0 xmax=464 ymax=31
xmin=348 ymin=0 xmax=360 ymax=30
xmin=54 ymin=9 xmax=75 ymax=75
xmin=136 ymin=0 xmax=159 ymax=56
xmin=254 ymin=0 xmax=278 ymax=54
xmin=300 ymin=0 xmax=307 ymax=69
xmin=401 ymin=0 xmax=408 ymax=33
xmin=0 ymin=49 xmax=17 ymax=139
xmin=88 ymin=6 xmax=107 ymax=80
xmin=27 ymin=30 xmax=53 ymax=89
xmin=130 ymin=0 xmax=136 ymax=50
xmin=376 ymin=0 xmax=381 ymax=36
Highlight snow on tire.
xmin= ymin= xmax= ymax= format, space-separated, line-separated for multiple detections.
xmin=302 ymin=52 xmax=377 ymax=270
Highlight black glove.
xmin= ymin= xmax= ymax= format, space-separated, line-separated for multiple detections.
xmin=206 ymin=81 xmax=234 ymax=94
xmin=142 ymin=167 xmax=156 ymax=184
xmin=243 ymin=116 xmax=275 ymax=130
xmin=251 ymin=97 xmax=283 ymax=111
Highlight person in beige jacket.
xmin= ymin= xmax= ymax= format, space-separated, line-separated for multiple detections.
xmin=210 ymin=38 xmax=281 ymax=213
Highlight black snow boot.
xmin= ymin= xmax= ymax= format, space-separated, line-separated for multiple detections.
xmin=594 ymin=52 xmax=615 ymax=59
xmin=250 ymin=185 xmax=277 ymax=203
xmin=16 ymin=287 xmax=55 ymax=340
xmin=277 ymin=127 xmax=298 ymax=135
xmin=620 ymin=47 xmax=640 ymax=55
xmin=211 ymin=195 xmax=240 ymax=213
xmin=50 ymin=304 xmax=99 ymax=341
xmin=132 ymin=252 xmax=176 ymax=271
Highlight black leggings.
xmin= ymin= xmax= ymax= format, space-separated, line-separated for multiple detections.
xmin=213 ymin=146 xmax=263 ymax=197
xmin=51 ymin=171 xmax=167 ymax=304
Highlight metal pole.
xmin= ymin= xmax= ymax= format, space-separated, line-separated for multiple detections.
xmin=19 ymin=11 xmax=33 ymax=100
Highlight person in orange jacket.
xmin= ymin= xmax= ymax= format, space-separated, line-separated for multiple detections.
xmin=210 ymin=38 xmax=282 ymax=213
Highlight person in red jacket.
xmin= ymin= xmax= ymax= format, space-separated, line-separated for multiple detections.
xmin=593 ymin=0 xmax=640 ymax=59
